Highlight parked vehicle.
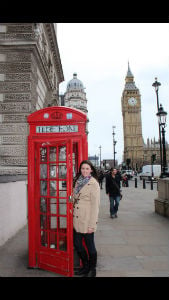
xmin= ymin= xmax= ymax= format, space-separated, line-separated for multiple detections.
xmin=121 ymin=169 xmax=133 ymax=179
xmin=139 ymin=165 xmax=161 ymax=180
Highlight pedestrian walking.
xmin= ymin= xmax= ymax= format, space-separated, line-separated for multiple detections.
xmin=122 ymin=173 xmax=128 ymax=187
xmin=105 ymin=168 xmax=122 ymax=218
xmin=73 ymin=160 xmax=100 ymax=277
xmin=98 ymin=170 xmax=104 ymax=189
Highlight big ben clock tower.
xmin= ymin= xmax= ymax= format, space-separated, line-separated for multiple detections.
xmin=121 ymin=63 xmax=144 ymax=170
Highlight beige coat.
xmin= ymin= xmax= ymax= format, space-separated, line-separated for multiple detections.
xmin=73 ymin=177 xmax=100 ymax=233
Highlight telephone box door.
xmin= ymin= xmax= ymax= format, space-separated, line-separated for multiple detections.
xmin=35 ymin=139 xmax=73 ymax=276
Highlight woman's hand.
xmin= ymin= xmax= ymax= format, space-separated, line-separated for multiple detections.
xmin=87 ymin=227 xmax=94 ymax=234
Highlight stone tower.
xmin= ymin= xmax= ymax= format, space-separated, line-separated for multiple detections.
xmin=64 ymin=73 xmax=89 ymax=135
xmin=64 ymin=73 xmax=88 ymax=114
xmin=121 ymin=63 xmax=144 ymax=169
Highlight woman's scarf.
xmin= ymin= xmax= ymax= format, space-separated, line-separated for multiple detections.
xmin=74 ymin=175 xmax=91 ymax=194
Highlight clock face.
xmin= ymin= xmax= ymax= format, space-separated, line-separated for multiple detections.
xmin=128 ymin=97 xmax=137 ymax=106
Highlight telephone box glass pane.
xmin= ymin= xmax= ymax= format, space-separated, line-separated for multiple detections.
xmin=59 ymin=199 xmax=67 ymax=215
xmin=50 ymin=165 xmax=56 ymax=178
xmin=59 ymin=146 xmax=66 ymax=161
xmin=50 ymin=231 xmax=57 ymax=249
xmin=40 ymin=147 xmax=47 ymax=162
xmin=40 ymin=164 xmax=47 ymax=179
xmin=73 ymin=142 xmax=78 ymax=178
xmin=50 ymin=147 xmax=56 ymax=161
xmin=72 ymin=152 xmax=76 ymax=178
xmin=59 ymin=190 xmax=67 ymax=197
xmin=59 ymin=217 xmax=67 ymax=230
xmin=40 ymin=181 xmax=47 ymax=196
xmin=59 ymin=235 xmax=67 ymax=252
xmin=50 ymin=181 xmax=57 ymax=196
xmin=41 ymin=231 xmax=48 ymax=247
xmin=41 ymin=215 xmax=47 ymax=229
xmin=50 ymin=198 xmax=57 ymax=214
xmin=59 ymin=181 xmax=67 ymax=194
xmin=40 ymin=197 xmax=47 ymax=213
xmin=50 ymin=216 xmax=57 ymax=229
xmin=59 ymin=163 xmax=67 ymax=179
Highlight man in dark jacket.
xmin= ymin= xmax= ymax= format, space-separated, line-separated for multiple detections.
xmin=98 ymin=170 xmax=104 ymax=189
xmin=105 ymin=168 xmax=121 ymax=218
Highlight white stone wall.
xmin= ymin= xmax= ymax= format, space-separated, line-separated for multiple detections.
xmin=0 ymin=181 xmax=27 ymax=246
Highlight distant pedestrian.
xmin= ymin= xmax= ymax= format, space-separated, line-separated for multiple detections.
xmin=73 ymin=160 xmax=100 ymax=277
xmin=105 ymin=168 xmax=122 ymax=218
xmin=116 ymin=169 xmax=122 ymax=181
xmin=98 ymin=170 xmax=104 ymax=189
xmin=122 ymin=173 xmax=128 ymax=187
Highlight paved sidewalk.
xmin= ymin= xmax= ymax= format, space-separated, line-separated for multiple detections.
xmin=96 ymin=179 xmax=169 ymax=277
xmin=0 ymin=179 xmax=169 ymax=277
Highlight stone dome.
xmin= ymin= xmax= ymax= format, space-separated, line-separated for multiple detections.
xmin=66 ymin=73 xmax=84 ymax=91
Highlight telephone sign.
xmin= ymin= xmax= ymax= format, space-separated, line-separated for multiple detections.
xmin=27 ymin=106 xmax=88 ymax=277
xmin=36 ymin=125 xmax=78 ymax=133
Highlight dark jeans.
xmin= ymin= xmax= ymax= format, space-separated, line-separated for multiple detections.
xmin=109 ymin=195 xmax=121 ymax=216
xmin=99 ymin=180 xmax=103 ymax=189
xmin=73 ymin=229 xmax=97 ymax=256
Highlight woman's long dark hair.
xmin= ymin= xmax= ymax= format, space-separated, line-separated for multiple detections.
xmin=73 ymin=160 xmax=99 ymax=186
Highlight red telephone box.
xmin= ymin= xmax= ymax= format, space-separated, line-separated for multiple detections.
xmin=27 ymin=106 xmax=88 ymax=276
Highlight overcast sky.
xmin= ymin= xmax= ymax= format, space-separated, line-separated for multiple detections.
xmin=57 ymin=23 xmax=169 ymax=164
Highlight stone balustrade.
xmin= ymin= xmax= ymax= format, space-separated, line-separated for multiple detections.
xmin=154 ymin=178 xmax=169 ymax=217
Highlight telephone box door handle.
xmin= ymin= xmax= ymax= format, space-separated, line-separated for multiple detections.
xmin=69 ymin=195 xmax=73 ymax=203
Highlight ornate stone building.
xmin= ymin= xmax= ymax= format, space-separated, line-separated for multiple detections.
xmin=0 ymin=23 xmax=64 ymax=176
xmin=121 ymin=63 xmax=169 ymax=170
xmin=64 ymin=73 xmax=88 ymax=114
xmin=61 ymin=72 xmax=89 ymax=134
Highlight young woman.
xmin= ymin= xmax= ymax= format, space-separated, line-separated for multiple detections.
xmin=73 ymin=160 xmax=100 ymax=277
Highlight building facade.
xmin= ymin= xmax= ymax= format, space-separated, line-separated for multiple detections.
xmin=88 ymin=155 xmax=99 ymax=168
xmin=0 ymin=23 xmax=64 ymax=176
xmin=121 ymin=63 xmax=169 ymax=170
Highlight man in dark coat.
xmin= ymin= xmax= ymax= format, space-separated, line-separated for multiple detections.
xmin=98 ymin=170 xmax=104 ymax=189
xmin=105 ymin=168 xmax=122 ymax=218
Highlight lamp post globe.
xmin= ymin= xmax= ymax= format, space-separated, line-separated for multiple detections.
xmin=152 ymin=77 xmax=161 ymax=111
xmin=156 ymin=104 xmax=167 ymax=126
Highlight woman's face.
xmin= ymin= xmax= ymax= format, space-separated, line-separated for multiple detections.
xmin=112 ymin=168 xmax=117 ymax=176
xmin=81 ymin=163 xmax=92 ymax=177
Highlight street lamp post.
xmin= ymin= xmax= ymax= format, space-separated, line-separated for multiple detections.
xmin=151 ymin=154 xmax=156 ymax=179
xmin=156 ymin=104 xmax=168 ymax=177
xmin=112 ymin=126 xmax=117 ymax=168
xmin=114 ymin=140 xmax=117 ymax=168
xmin=161 ymin=127 xmax=167 ymax=175
xmin=152 ymin=77 xmax=163 ymax=173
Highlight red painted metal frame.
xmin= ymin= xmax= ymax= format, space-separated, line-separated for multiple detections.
xmin=27 ymin=107 xmax=88 ymax=277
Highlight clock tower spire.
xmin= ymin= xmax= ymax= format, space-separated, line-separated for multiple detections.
xmin=121 ymin=64 xmax=144 ymax=170
xmin=126 ymin=61 xmax=134 ymax=78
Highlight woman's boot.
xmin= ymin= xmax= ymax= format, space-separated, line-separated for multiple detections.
xmin=74 ymin=251 xmax=89 ymax=276
xmin=87 ymin=252 xmax=97 ymax=277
